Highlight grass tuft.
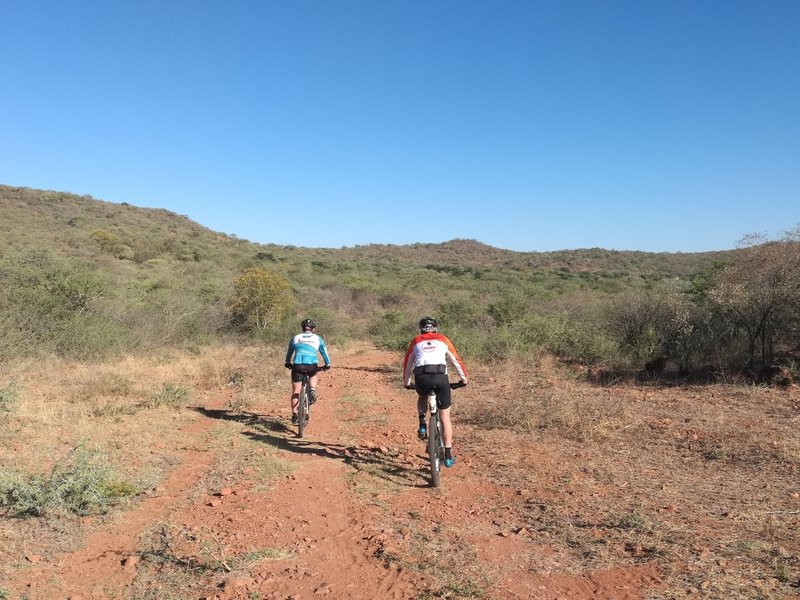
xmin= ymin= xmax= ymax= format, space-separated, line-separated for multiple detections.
xmin=0 ymin=445 xmax=138 ymax=517
xmin=0 ymin=381 xmax=19 ymax=413
xmin=148 ymin=382 xmax=190 ymax=409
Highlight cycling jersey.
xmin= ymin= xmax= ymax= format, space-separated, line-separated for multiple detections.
xmin=402 ymin=332 xmax=468 ymax=386
xmin=285 ymin=332 xmax=330 ymax=366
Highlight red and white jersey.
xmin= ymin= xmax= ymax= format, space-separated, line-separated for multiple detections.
xmin=402 ymin=332 xmax=469 ymax=385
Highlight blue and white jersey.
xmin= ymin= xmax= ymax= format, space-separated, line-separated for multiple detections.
xmin=285 ymin=332 xmax=330 ymax=366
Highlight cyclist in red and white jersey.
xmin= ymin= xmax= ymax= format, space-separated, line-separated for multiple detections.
xmin=402 ymin=317 xmax=468 ymax=467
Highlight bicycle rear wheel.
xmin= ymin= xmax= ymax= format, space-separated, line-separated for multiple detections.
xmin=428 ymin=413 xmax=443 ymax=487
xmin=298 ymin=381 xmax=308 ymax=438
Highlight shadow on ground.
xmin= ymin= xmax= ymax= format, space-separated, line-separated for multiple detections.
xmin=195 ymin=406 xmax=433 ymax=489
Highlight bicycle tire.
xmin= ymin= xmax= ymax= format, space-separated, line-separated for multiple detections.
xmin=428 ymin=413 xmax=442 ymax=487
xmin=298 ymin=380 xmax=308 ymax=438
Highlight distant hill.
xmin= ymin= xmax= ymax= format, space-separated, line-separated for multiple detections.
xmin=0 ymin=184 xmax=736 ymax=363
xmin=0 ymin=184 xmax=731 ymax=277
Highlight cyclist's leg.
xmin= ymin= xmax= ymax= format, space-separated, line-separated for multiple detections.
xmin=416 ymin=394 xmax=427 ymax=437
xmin=414 ymin=373 xmax=435 ymax=437
xmin=440 ymin=407 xmax=453 ymax=447
xmin=297 ymin=365 xmax=319 ymax=403
xmin=289 ymin=367 xmax=303 ymax=418
xmin=308 ymin=372 xmax=318 ymax=402
xmin=436 ymin=382 xmax=455 ymax=464
xmin=290 ymin=382 xmax=301 ymax=412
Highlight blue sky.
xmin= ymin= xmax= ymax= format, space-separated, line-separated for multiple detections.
xmin=2 ymin=1 xmax=798 ymax=252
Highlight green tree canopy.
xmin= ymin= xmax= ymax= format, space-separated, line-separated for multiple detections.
xmin=228 ymin=267 xmax=294 ymax=333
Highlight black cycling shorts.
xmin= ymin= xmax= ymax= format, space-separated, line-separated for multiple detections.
xmin=413 ymin=372 xmax=452 ymax=409
xmin=291 ymin=363 xmax=319 ymax=382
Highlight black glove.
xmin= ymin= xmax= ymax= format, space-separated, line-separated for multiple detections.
xmin=284 ymin=362 xmax=292 ymax=369
xmin=405 ymin=384 xmax=415 ymax=390
xmin=322 ymin=365 xmax=331 ymax=371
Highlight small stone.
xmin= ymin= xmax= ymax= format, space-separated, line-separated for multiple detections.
xmin=218 ymin=487 xmax=234 ymax=496
xmin=25 ymin=554 xmax=41 ymax=563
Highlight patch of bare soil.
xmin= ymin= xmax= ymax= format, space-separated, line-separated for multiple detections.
xmin=1 ymin=346 xmax=798 ymax=599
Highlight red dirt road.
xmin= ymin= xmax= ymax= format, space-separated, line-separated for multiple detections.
xmin=4 ymin=349 xmax=663 ymax=600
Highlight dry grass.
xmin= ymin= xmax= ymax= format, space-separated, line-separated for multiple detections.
xmin=130 ymin=521 xmax=294 ymax=599
xmin=374 ymin=516 xmax=489 ymax=599
xmin=0 ymin=344 xmax=289 ymax=589
xmin=459 ymin=357 xmax=800 ymax=598
xmin=2 ymin=346 xmax=797 ymax=598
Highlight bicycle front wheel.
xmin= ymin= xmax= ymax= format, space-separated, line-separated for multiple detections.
xmin=298 ymin=382 xmax=308 ymax=438
xmin=428 ymin=414 xmax=442 ymax=487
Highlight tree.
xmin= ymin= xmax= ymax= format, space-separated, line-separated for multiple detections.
xmin=228 ymin=267 xmax=294 ymax=332
xmin=0 ymin=248 xmax=108 ymax=356
xmin=709 ymin=226 xmax=800 ymax=367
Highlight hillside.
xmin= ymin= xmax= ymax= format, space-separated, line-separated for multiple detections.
xmin=1 ymin=184 xmax=743 ymax=369
xmin=1 ymin=184 xmax=728 ymax=278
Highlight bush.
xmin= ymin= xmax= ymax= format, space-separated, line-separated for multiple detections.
xmin=0 ymin=382 xmax=19 ymax=413
xmin=0 ymin=446 xmax=138 ymax=517
xmin=0 ymin=248 xmax=112 ymax=358
xmin=370 ymin=310 xmax=415 ymax=352
xmin=148 ymin=383 xmax=190 ymax=409
xmin=228 ymin=267 xmax=294 ymax=333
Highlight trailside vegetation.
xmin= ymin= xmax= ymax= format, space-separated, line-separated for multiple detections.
xmin=1 ymin=185 xmax=798 ymax=382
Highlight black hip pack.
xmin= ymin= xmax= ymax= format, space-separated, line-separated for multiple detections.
xmin=415 ymin=364 xmax=446 ymax=375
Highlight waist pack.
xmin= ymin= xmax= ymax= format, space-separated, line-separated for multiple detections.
xmin=415 ymin=364 xmax=446 ymax=375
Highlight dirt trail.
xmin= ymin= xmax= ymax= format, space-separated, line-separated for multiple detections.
xmin=5 ymin=349 xmax=663 ymax=600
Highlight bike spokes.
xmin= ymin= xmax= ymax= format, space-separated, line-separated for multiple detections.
xmin=428 ymin=414 xmax=442 ymax=487
xmin=297 ymin=383 xmax=308 ymax=437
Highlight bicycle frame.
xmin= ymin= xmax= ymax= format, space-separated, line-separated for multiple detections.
xmin=297 ymin=373 xmax=310 ymax=438
xmin=289 ymin=364 xmax=329 ymax=437
xmin=426 ymin=390 xmax=445 ymax=487
xmin=409 ymin=381 xmax=464 ymax=488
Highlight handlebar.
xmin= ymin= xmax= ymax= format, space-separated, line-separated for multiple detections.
xmin=405 ymin=381 xmax=467 ymax=390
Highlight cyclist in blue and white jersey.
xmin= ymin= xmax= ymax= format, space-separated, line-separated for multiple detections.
xmin=284 ymin=319 xmax=331 ymax=423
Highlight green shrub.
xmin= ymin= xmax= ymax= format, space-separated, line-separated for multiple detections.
xmin=148 ymin=383 xmax=189 ymax=409
xmin=0 ymin=446 xmax=138 ymax=517
xmin=228 ymin=267 xmax=294 ymax=333
xmin=0 ymin=248 xmax=112 ymax=358
xmin=370 ymin=310 xmax=414 ymax=352
xmin=91 ymin=229 xmax=134 ymax=259
xmin=0 ymin=381 xmax=19 ymax=412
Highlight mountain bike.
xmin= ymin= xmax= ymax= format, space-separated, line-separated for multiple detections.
xmin=296 ymin=372 xmax=311 ymax=438
xmin=408 ymin=381 xmax=465 ymax=487
xmin=290 ymin=365 xmax=329 ymax=438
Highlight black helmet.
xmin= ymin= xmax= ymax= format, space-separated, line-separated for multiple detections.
xmin=301 ymin=319 xmax=316 ymax=331
xmin=419 ymin=316 xmax=438 ymax=333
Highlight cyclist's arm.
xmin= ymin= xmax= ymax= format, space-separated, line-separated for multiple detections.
xmin=284 ymin=339 xmax=295 ymax=364
xmin=401 ymin=340 xmax=416 ymax=386
xmin=444 ymin=339 xmax=468 ymax=383
xmin=318 ymin=338 xmax=331 ymax=366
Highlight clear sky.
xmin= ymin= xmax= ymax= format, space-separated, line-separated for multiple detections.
xmin=2 ymin=1 xmax=798 ymax=253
